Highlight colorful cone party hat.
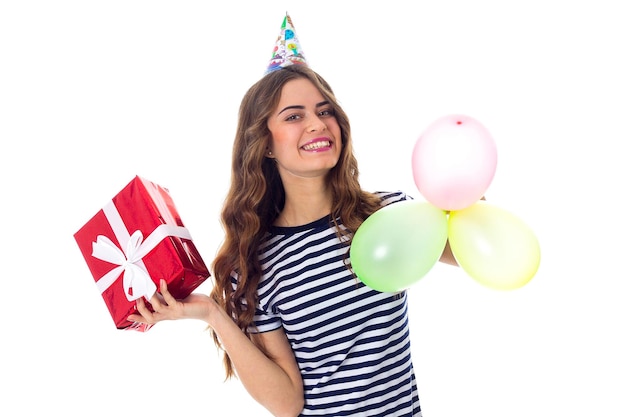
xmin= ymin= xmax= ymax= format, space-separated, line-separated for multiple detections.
xmin=266 ymin=13 xmax=308 ymax=73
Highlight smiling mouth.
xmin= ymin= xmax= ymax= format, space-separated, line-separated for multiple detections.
xmin=302 ymin=140 xmax=331 ymax=151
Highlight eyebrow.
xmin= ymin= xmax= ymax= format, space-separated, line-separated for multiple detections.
xmin=277 ymin=100 xmax=330 ymax=115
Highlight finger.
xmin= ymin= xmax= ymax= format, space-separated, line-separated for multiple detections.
xmin=159 ymin=279 xmax=177 ymax=305
xmin=135 ymin=296 xmax=155 ymax=320
xmin=127 ymin=312 xmax=145 ymax=323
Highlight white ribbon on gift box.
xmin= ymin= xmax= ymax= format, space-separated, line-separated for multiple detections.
xmin=91 ymin=200 xmax=192 ymax=301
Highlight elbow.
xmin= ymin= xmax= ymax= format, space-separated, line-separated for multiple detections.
xmin=291 ymin=398 xmax=305 ymax=416
xmin=273 ymin=397 xmax=304 ymax=417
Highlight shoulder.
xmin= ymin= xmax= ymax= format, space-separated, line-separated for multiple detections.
xmin=372 ymin=190 xmax=414 ymax=207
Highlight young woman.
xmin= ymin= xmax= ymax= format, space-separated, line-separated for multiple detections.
xmin=130 ymin=64 xmax=456 ymax=416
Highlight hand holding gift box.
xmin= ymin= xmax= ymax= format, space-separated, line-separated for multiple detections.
xmin=74 ymin=176 xmax=211 ymax=331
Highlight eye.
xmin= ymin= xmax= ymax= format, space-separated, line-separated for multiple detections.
xmin=284 ymin=113 xmax=302 ymax=121
xmin=319 ymin=108 xmax=335 ymax=117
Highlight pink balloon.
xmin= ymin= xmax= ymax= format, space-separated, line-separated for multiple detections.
xmin=412 ymin=114 xmax=497 ymax=211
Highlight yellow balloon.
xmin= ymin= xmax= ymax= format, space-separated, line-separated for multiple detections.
xmin=448 ymin=202 xmax=540 ymax=290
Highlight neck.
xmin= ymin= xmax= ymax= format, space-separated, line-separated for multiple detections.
xmin=275 ymin=176 xmax=333 ymax=227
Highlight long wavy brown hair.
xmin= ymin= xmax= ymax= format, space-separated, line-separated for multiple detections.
xmin=210 ymin=65 xmax=382 ymax=379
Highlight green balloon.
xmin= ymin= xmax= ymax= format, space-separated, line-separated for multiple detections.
xmin=350 ymin=201 xmax=448 ymax=292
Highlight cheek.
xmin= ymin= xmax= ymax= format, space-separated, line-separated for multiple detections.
xmin=336 ymin=139 xmax=344 ymax=155
xmin=331 ymin=124 xmax=343 ymax=148
xmin=268 ymin=129 xmax=287 ymax=149
xmin=269 ymin=133 xmax=299 ymax=157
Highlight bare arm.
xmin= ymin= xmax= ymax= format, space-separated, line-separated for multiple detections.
xmin=209 ymin=307 xmax=304 ymax=417
xmin=129 ymin=280 xmax=304 ymax=417
xmin=439 ymin=240 xmax=458 ymax=266
xmin=439 ymin=196 xmax=485 ymax=266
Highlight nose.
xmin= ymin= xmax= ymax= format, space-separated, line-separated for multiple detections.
xmin=307 ymin=116 xmax=327 ymax=133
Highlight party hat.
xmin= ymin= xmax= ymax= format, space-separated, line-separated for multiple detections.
xmin=266 ymin=12 xmax=308 ymax=73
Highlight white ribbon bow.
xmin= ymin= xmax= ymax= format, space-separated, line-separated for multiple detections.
xmin=91 ymin=200 xmax=192 ymax=301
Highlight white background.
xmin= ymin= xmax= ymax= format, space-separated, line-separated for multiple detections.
xmin=2 ymin=1 xmax=625 ymax=416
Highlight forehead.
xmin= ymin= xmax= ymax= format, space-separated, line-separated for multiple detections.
xmin=277 ymin=78 xmax=324 ymax=105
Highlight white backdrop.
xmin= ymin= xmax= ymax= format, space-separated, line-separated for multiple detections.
xmin=2 ymin=1 xmax=625 ymax=416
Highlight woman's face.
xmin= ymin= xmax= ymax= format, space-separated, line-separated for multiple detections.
xmin=266 ymin=78 xmax=342 ymax=181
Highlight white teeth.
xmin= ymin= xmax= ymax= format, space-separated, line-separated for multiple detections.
xmin=302 ymin=140 xmax=330 ymax=150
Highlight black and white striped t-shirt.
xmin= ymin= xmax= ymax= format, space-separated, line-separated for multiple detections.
xmin=249 ymin=191 xmax=421 ymax=416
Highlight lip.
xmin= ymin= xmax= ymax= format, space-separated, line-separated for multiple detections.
xmin=301 ymin=137 xmax=333 ymax=151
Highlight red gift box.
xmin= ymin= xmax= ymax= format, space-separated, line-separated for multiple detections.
xmin=74 ymin=176 xmax=210 ymax=331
